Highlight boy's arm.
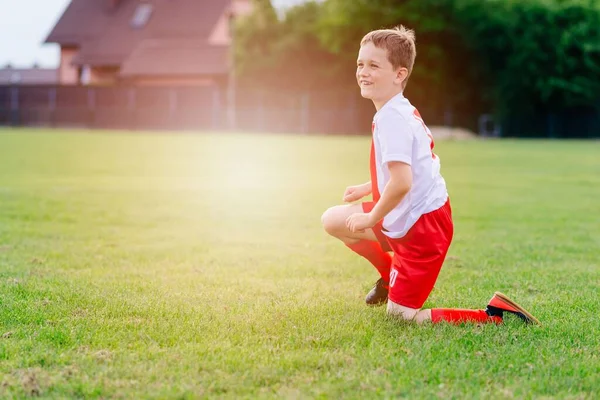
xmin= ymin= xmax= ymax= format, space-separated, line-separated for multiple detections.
xmin=358 ymin=181 xmax=372 ymax=195
xmin=343 ymin=181 xmax=372 ymax=203
xmin=367 ymin=162 xmax=411 ymax=223
xmin=369 ymin=112 xmax=414 ymax=221
xmin=354 ymin=181 xmax=372 ymax=193
xmin=346 ymin=164 xmax=410 ymax=233
xmin=346 ymin=111 xmax=414 ymax=233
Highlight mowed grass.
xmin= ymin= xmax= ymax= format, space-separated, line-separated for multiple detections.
xmin=0 ymin=128 xmax=598 ymax=399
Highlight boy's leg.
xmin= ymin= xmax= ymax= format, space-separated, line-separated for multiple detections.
xmin=321 ymin=203 xmax=392 ymax=300
xmin=388 ymin=293 xmax=539 ymax=325
xmin=385 ymin=199 xmax=492 ymax=323
xmin=385 ymin=200 xmax=453 ymax=314
xmin=387 ymin=302 xmax=501 ymax=324
xmin=386 ymin=200 xmax=538 ymax=325
xmin=386 ymin=245 xmax=501 ymax=325
xmin=388 ymin=301 xmax=499 ymax=324
xmin=386 ymin=242 xmax=501 ymax=325
xmin=385 ymin=256 xmax=503 ymax=324
xmin=321 ymin=203 xmax=381 ymax=245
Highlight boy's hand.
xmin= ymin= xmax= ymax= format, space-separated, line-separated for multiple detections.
xmin=346 ymin=212 xmax=376 ymax=233
xmin=343 ymin=182 xmax=372 ymax=202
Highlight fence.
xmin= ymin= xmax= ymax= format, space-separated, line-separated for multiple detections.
xmin=1 ymin=84 xmax=599 ymax=138
xmin=0 ymin=85 xmax=221 ymax=132
xmin=0 ymin=84 xmax=379 ymax=135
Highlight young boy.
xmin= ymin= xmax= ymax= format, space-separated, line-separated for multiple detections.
xmin=321 ymin=26 xmax=539 ymax=325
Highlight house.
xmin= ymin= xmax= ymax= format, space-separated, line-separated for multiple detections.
xmin=44 ymin=0 xmax=252 ymax=86
xmin=0 ymin=64 xmax=58 ymax=85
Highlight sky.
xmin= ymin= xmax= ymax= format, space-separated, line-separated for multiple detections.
xmin=0 ymin=0 xmax=71 ymax=68
xmin=0 ymin=0 xmax=312 ymax=69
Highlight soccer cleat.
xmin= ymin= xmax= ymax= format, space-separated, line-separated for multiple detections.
xmin=365 ymin=278 xmax=389 ymax=306
xmin=485 ymin=292 xmax=541 ymax=325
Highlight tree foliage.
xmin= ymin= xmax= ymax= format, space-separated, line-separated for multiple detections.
xmin=234 ymin=0 xmax=338 ymax=90
xmin=234 ymin=0 xmax=600 ymax=136
xmin=454 ymin=0 xmax=600 ymax=116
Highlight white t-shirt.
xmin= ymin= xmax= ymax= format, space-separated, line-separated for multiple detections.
xmin=371 ymin=92 xmax=448 ymax=239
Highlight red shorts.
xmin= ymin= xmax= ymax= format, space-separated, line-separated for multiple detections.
xmin=362 ymin=200 xmax=454 ymax=309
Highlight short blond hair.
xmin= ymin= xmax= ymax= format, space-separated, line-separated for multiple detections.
xmin=360 ymin=26 xmax=416 ymax=89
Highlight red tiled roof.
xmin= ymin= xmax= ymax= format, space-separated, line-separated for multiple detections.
xmin=45 ymin=0 xmax=114 ymax=46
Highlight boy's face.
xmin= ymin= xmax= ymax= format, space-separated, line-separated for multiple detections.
xmin=356 ymin=42 xmax=407 ymax=109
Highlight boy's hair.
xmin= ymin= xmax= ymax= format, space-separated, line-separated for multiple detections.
xmin=360 ymin=26 xmax=416 ymax=89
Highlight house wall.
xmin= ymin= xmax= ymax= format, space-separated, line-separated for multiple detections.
xmin=59 ymin=47 xmax=79 ymax=84
xmin=89 ymin=66 xmax=119 ymax=85
xmin=208 ymin=0 xmax=252 ymax=46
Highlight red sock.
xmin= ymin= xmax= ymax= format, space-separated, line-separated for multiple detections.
xmin=431 ymin=309 xmax=502 ymax=325
xmin=346 ymin=240 xmax=392 ymax=282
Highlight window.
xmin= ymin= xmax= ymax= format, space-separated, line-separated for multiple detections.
xmin=131 ymin=3 xmax=153 ymax=29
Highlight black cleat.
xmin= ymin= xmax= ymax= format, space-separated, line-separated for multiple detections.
xmin=485 ymin=292 xmax=541 ymax=325
xmin=365 ymin=278 xmax=389 ymax=306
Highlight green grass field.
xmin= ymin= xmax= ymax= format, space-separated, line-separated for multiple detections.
xmin=0 ymin=128 xmax=599 ymax=399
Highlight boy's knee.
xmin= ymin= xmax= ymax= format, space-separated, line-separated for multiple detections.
xmin=387 ymin=300 xmax=429 ymax=323
xmin=387 ymin=304 xmax=418 ymax=321
xmin=321 ymin=206 xmax=340 ymax=236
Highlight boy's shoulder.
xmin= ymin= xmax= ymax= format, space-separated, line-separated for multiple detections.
xmin=375 ymin=98 xmax=414 ymax=128
xmin=375 ymin=94 xmax=414 ymax=121
xmin=373 ymin=95 xmax=430 ymax=139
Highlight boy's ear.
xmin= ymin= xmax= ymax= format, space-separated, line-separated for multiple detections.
xmin=396 ymin=67 xmax=409 ymax=83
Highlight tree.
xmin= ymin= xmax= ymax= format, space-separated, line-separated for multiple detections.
xmin=234 ymin=0 xmax=600 ymax=136
xmin=233 ymin=0 xmax=281 ymax=88
xmin=234 ymin=0 xmax=338 ymax=91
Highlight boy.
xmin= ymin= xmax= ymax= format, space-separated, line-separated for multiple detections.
xmin=321 ymin=26 xmax=539 ymax=325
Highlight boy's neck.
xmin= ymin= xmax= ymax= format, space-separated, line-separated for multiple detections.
xmin=373 ymin=91 xmax=404 ymax=112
